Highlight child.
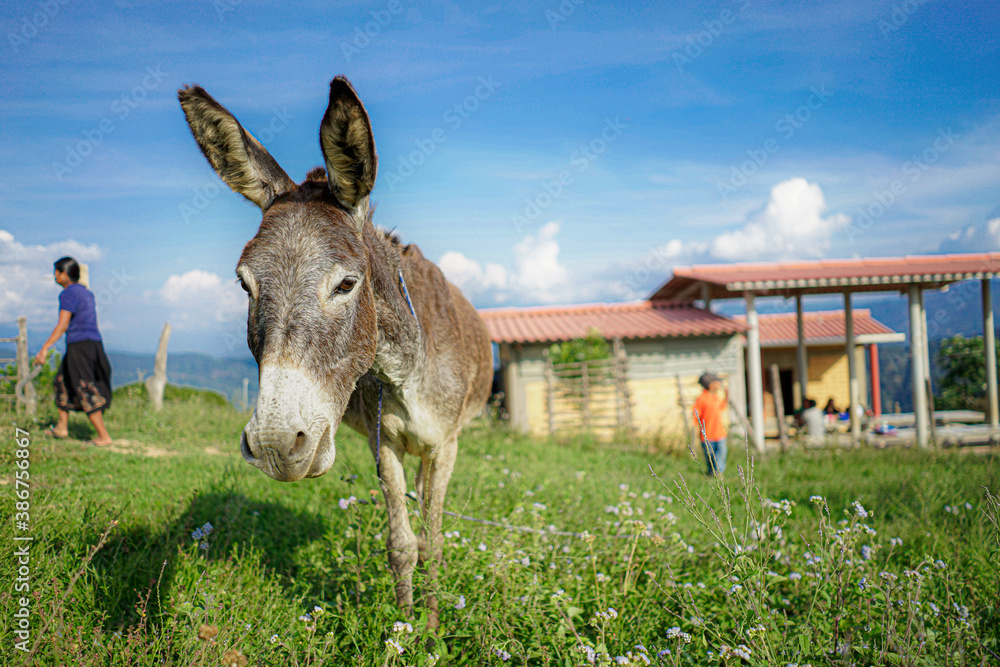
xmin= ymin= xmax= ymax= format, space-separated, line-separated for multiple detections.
xmin=692 ymin=372 xmax=727 ymax=475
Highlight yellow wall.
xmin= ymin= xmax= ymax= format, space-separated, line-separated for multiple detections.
xmin=523 ymin=373 xmax=732 ymax=440
xmin=760 ymin=345 xmax=870 ymax=416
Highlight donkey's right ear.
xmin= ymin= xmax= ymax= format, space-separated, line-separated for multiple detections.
xmin=178 ymin=85 xmax=295 ymax=210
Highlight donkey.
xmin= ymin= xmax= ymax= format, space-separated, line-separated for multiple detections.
xmin=178 ymin=76 xmax=492 ymax=627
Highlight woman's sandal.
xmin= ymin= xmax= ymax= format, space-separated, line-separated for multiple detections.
xmin=42 ymin=427 xmax=70 ymax=439
xmin=87 ymin=439 xmax=112 ymax=447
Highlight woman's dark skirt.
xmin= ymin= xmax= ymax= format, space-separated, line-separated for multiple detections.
xmin=54 ymin=340 xmax=113 ymax=415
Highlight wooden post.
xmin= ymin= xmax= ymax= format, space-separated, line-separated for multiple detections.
xmin=16 ymin=317 xmax=36 ymax=418
xmin=612 ymin=339 xmax=624 ymax=428
xmin=769 ymin=364 xmax=788 ymax=453
xmin=982 ymin=279 xmax=999 ymax=433
xmin=145 ymin=322 xmax=172 ymax=411
xmin=727 ymin=395 xmax=754 ymax=445
xmin=613 ymin=339 xmax=632 ymax=433
xmin=544 ymin=351 xmax=555 ymax=436
xmin=926 ymin=376 xmax=938 ymax=449
xmin=676 ymin=374 xmax=695 ymax=446
xmin=581 ymin=362 xmax=591 ymax=431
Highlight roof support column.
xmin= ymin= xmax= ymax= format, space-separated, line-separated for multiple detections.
xmin=796 ymin=293 xmax=808 ymax=408
xmin=983 ymin=278 xmax=999 ymax=432
xmin=845 ymin=291 xmax=860 ymax=445
xmin=908 ymin=285 xmax=929 ymax=448
xmin=745 ymin=291 xmax=765 ymax=452
xmin=869 ymin=344 xmax=881 ymax=419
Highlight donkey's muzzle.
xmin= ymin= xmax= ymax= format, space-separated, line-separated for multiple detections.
xmin=241 ymin=422 xmax=334 ymax=481
xmin=240 ymin=364 xmax=339 ymax=482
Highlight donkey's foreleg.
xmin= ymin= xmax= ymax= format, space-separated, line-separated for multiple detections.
xmin=418 ymin=438 xmax=458 ymax=630
xmin=374 ymin=439 xmax=419 ymax=615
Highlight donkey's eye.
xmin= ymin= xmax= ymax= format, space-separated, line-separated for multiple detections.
xmin=238 ymin=278 xmax=250 ymax=293
xmin=333 ymin=277 xmax=357 ymax=295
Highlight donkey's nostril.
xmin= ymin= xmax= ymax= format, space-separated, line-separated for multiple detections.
xmin=289 ymin=431 xmax=308 ymax=458
xmin=240 ymin=431 xmax=256 ymax=462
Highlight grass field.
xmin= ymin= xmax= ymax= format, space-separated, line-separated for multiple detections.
xmin=1 ymin=389 xmax=998 ymax=666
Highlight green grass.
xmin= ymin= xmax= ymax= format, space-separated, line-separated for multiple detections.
xmin=1 ymin=391 xmax=998 ymax=666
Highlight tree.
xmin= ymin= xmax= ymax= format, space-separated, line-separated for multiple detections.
xmin=936 ymin=334 xmax=998 ymax=411
xmin=548 ymin=328 xmax=611 ymax=366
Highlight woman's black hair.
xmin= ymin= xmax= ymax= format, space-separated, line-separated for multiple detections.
xmin=54 ymin=257 xmax=80 ymax=283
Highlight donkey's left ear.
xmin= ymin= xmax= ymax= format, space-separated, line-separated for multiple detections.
xmin=319 ymin=76 xmax=378 ymax=221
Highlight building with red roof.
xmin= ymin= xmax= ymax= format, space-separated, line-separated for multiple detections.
xmin=479 ymin=251 xmax=999 ymax=447
xmin=480 ymin=301 xmax=902 ymax=439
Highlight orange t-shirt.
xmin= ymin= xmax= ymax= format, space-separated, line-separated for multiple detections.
xmin=692 ymin=389 xmax=727 ymax=442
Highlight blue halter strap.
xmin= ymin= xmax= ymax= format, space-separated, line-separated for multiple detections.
xmin=374 ymin=267 xmax=420 ymax=476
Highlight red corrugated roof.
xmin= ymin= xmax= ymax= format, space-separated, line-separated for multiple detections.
xmin=479 ymin=301 xmax=746 ymax=344
xmin=479 ymin=302 xmax=901 ymax=347
xmin=650 ymin=252 xmax=1000 ymax=300
xmin=745 ymin=309 xmax=901 ymax=346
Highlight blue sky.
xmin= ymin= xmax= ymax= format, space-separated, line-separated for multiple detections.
xmin=1 ymin=0 xmax=999 ymax=356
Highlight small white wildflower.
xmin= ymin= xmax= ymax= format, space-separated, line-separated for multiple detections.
xmin=495 ymin=648 xmax=511 ymax=661
xmin=385 ymin=638 xmax=404 ymax=655
xmin=454 ymin=595 xmax=466 ymax=610
xmin=392 ymin=621 xmax=413 ymax=634
xmin=852 ymin=501 xmax=869 ymax=518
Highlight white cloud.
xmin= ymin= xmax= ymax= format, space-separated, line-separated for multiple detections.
xmin=438 ymin=251 xmax=507 ymax=296
xmin=709 ymin=178 xmax=849 ymax=261
xmin=0 ymin=229 xmax=104 ymax=322
xmin=512 ymin=221 xmax=569 ymax=295
xmin=439 ymin=221 xmax=571 ymax=306
xmin=595 ymin=179 xmax=852 ymax=300
xmin=149 ymin=270 xmax=245 ymax=329
xmin=938 ymin=217 xmax=1000 ymax=253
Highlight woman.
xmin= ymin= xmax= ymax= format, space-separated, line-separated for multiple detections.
xmin=34 ymin=257 xmax=113 ymax=445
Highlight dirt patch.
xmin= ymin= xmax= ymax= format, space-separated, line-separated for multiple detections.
xmin=103 ymin=439 xmax=177 ymax=458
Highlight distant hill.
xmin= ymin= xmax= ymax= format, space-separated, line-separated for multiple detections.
xmin=107 ymin=351 xmax=258 ymax=406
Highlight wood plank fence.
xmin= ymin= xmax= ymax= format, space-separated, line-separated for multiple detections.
xmin=0 ymin=316 xmax=37 ymax=417
xmin=543 ymin=338 xmax=632 ymax=438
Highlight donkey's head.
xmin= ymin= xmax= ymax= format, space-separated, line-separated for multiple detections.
xmin=179 ymin=77 xmax=380 ymax=481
